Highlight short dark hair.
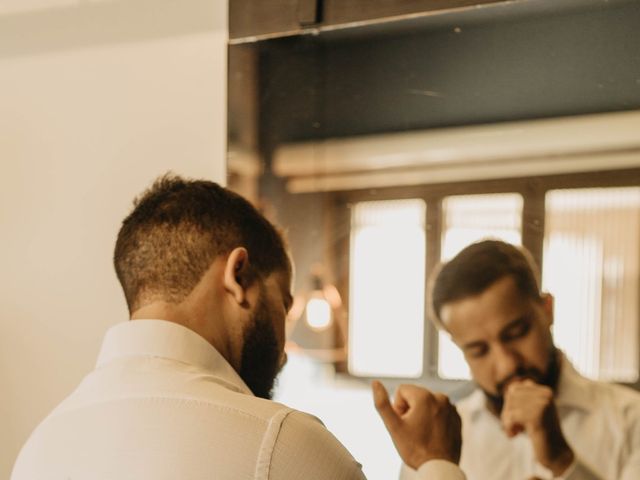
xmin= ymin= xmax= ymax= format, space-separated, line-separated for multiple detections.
xmin=114 ymin=174 xmax=289 ymax=313
xmin=429 ymin=240 xmax=541 ymax=329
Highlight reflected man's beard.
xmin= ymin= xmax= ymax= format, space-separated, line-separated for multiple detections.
xmin=483 ymin=348 xmax=561 ymax=415
xmin=238 ymin=294 xmax=282 ymax=400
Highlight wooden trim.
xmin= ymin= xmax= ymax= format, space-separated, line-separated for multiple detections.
xmin=230 ymin=0 xmax=604 ymax=43
xmin=229 ymin=0 xmax=508 ymax=42
xmin=323 ymin=0 xmax=509 ymax=25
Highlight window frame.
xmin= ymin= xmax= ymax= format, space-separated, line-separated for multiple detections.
xmin=332 ymin=167 xmax=640 ymax=391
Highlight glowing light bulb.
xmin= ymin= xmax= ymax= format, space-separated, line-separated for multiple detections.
xmin=305 ymin=297 xmax=332 ymax=331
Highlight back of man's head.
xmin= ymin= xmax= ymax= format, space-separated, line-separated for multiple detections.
xmin=429 ymin=240 xmax=541 ymax=329
xmin=114 ymin=174 xmax=289 ymax=313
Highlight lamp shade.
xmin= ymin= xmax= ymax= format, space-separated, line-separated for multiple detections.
xmin=287 ymin=275 xmax=346 ymax=362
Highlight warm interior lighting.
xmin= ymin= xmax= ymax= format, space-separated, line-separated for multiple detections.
xmin=286 ymin=273 xmax=346 ymax=362
xmin=303 ymin=275 xmax=343 ymax=331
xmin=306 ymin=296 xmax=332 ymax=331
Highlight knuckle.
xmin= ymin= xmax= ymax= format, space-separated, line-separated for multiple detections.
xmin=436 ymin=393 xmax=455 ymax=411
xmin=398 ymin=383 xmax=419 ymax=398
xmin=541 ymin=387 xmax=553 ymax=398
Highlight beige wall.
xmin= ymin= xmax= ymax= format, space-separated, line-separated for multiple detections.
xmin=0 ymin=1 xmax=227 ymax=476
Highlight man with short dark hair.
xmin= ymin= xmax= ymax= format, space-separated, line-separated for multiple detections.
xmin=403 ymin=240 xmax=640 ymax=480
xmin=12 ymin=174 xmax=465 ymax=480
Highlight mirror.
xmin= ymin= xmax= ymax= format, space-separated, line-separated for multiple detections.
xmin=227 ymin=0 xmax=640 ymax=389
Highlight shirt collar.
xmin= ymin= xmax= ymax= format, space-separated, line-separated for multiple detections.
xmin=96 ymin=319 xmax=252 ymax=395
xmin=466 ymin=351 xmax=593 ymax=419
xmin=554 ymin=352 xmax=593 ymax=412
xmin=465 ymin=389 xmax=488 ymax=421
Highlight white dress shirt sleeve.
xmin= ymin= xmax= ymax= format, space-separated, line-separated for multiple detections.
xmin=559 ymin=456 xmax=602 ymax=480
xmin=416 ymin=460 xmax=467 ymax=479
xmin=617 ymin=414 xmax=640 ymax=480
xmin=617 ymin=448 xmax=640 ymax=480
xmin=270 ymin=411 xmax=465 ymax=480
xmin=561 ymin=409 xmax=640 ymax=480
xmin=269 ymin=410 xmax=367 ymax=480
xmin=601 ymin=412 xmax=640 ymax=480
xmin=401 ymin=460 xmax=466 ymax=480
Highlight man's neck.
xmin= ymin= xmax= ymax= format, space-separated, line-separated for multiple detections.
xmin=131 ymin=301 xmax=186 ymax=322
xmin=131 ymin=302 xmax=232 ymax=365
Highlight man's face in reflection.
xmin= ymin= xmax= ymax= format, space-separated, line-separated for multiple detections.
xmin=239 ymin=271 xmax=291 ymax=400
xmin=441 ymin=275 xmax=558 ymax=413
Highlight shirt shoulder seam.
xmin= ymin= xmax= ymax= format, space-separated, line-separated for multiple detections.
xmin=254 ymin=407 xmax=295 ymax=480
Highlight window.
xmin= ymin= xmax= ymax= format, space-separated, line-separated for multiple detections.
xmin=440 ymin=193 xmax=524 ymax=261
xmin=348 ymin=199 xmax=426 ymax=378
xmin=438 ymin=193 xmax=524 ymax=380
xmin=543 ymin=187 xmax=640 ymax=382
xmin=340 ymin=169 xmax=640 ymax=386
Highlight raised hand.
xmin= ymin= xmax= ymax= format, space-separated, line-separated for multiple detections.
xmin=372 ymin=381 xmax=462 ymax=470
xmin=501 ymin=379 xmax=574 ymax=476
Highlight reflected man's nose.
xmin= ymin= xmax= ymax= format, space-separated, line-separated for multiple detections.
xmin=493 ymin=343 xmax=521 ymax=385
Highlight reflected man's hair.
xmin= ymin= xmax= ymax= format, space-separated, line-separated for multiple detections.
xmin=429 ymin=240 xmax=541 ymax=330
xmin=114 ymin=174 xmax=289 ymax=313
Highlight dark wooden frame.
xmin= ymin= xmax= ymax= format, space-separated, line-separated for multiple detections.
xmin=229 ymin=0 xmax=511 ymax=42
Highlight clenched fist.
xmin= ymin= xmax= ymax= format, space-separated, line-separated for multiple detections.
xmin=501 ymin=379 xmax=574 ymax=476
xmin=372 ymin=381 xmax=462 ymax=469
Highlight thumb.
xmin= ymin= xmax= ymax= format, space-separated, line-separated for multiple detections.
xmin=372 ymin=380 xmax=400 ymax=432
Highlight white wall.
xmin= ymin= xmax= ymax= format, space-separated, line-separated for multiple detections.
xmin=0 ymin=1 xmax=227 ymax=477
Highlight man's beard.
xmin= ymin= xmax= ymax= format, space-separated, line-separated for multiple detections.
xmin=238 ymin=293 xmax=282 ymax=400
xmin=483 ymin=347 xmax=561 ymax=415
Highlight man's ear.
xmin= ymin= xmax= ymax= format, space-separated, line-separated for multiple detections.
xmin=541 ymin=293 xmax=554 ymax=327
xmin=223 ymin=247 xmax=251 ymax=306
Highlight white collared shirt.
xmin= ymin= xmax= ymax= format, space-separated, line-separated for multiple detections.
xmin=403 ymin=355 xmax=640 ymax=480
xmin=12 ymin=320 xmax=465 ymax=480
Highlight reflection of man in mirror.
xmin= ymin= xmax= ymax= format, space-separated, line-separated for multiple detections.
xmin=403 ymin=240 xmax=640 ymax=480
xmin=12 ymin=174 xmax=465 ymax=480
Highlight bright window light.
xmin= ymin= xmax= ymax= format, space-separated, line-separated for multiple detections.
xmin=439 ymin=193 xmax=524 ymax=380
xmin=441 ymin=193 xmax=523 ymax=261
xmin=349 ymin=199 xmax=426 ymax=378
xmin=543 ymin=187 xmax=640 ymax=382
